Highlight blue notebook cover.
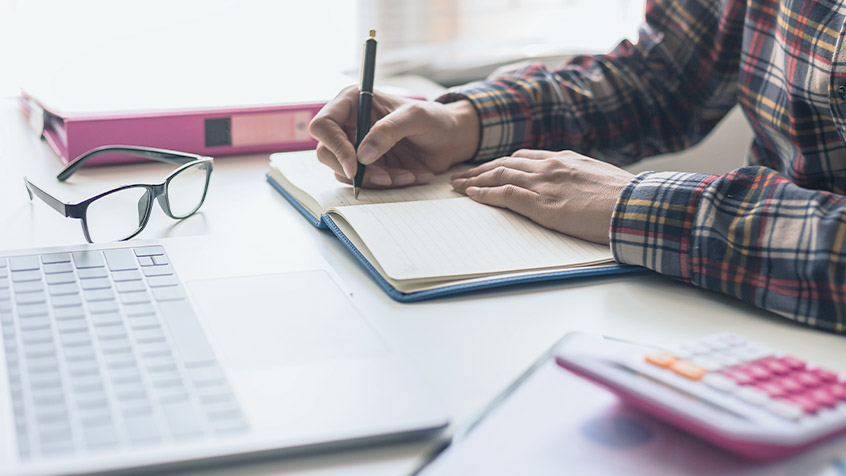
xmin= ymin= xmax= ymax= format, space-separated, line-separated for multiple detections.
xmin=267 ymin=173 xmax=644 ymax=303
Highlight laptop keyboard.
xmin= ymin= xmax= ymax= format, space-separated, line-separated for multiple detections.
xmin=0 ymin=245 xmax=248 ymax=459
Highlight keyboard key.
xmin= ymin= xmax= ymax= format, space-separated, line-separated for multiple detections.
xmin=120 ymin=291 xmax=150 ymax=304
xmin=112 ymin=269 xmax=142 ymax=282
xmin=52 ymin=294 xmax=83 ymax=308
xmin=135 ymin=327 xmax=165 ymax=343
xmin=84 ymin=289 xmax=115 ymax=302
xmin=43 ymin=262 xmax=73 ymax=274
xmin=124 ymin=303 xmax=155 ymax=316
xmin=45 ymin=272 xmax=76 ymax=285
xmin=778 ymin=355 xmax=806 ymax=371
xmin=41 ymin=253 xmax=71 ymax=264
xmin=138 ymin=256 xmax=155 ymax=267
xmin=787 ymin=394 xmax=820 ymax=414
xmin=736 ymin=387 xmax=769 ymax=406
xmin=163 ymin=401 xmax=205 ymax=437
xmin=809 ymin=388 xmax=838 ymax=408
xmin=767 ymin=400 xmax=804 ymax=421
xmin=72 ymin=251 xmax=105 ymax=269
xmin=670 ymin=360 xmax=706 ymax=380
xmin=757 ymin=381 xmax=788 ymax=398
xmin=124 ymin=410 xmax=161 ymax=442
xmin=115 ymin=280 xmax=146 ymax=293
xmin=152 ymin=255 xmax=169 ymax=266
xmin=88 ymin=300 xmax=119 ymax=314
xmin=57 ymin=319 xmax=88 ymax=333
xmin=152 ymin=286 xmax=185 ymax=301
xmin=143 ymin=265 xmax=174 ymax=277
xmin=83 ymin=421 xmax=118 ymax=448
xmin=811 ymin=367 xmax=838 ymax=384
xmin=828 ymin=383 xmax=846 ymax=401
xmin=80 ymin=278 xmax=111 ymax=290
xmin=53 ymin=306 xmax=85 ymax=320
xmin=146 ymin=275 xmax=178 ymax=287
xmin=49 ymin=282 xmax=80 ymax=296
xmin=104 ymin=248 xmax=139 ymax=271
xmin=127 ymin=314 xmax=160 ymax=329
xmin=9 ymin=256 xmax=40 ymax=271
xmin=134 ymin=246 xmax=165 ymax=257
xmin=91 ymin=312 xmax=122 ymax=327
xmin=797 ymin=372 xmax=823 ymax=389
xmin=94 ymin=325 xmax=127 ymax=340
xmin=16 ymin=291 xmax=46 ymax=304
xmin=14 ymin=281 xmax=44 ymax=293
xmin=17 ymin=303 xmax=48 ymax=317
xmin=78 ymin=267 xmax=109 ymax=279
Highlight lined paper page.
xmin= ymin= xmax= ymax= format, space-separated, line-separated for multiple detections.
xmin=333 ymin=197 xmax=613 ymax=281
xmin=269 ymin=151 xmax=464 ymax=211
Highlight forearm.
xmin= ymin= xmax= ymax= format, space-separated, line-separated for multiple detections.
xmin=610 ymin=166 xmax=846 ymax=333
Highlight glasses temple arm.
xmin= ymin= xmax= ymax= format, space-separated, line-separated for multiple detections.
xmin=24 ymin=177 xmax=70 ymax=217
xmin=57 ymin=146 xmax=203 ymax=182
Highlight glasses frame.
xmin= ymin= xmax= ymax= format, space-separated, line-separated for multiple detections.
xmin=24 ymin=146 xmax=214 ymax=243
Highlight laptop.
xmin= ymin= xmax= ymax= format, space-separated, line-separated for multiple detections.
xmin=0 ymin=239 xmax=449 ymax=475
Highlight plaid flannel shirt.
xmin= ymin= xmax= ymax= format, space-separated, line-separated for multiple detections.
xmin=438 ymin=0 xmax=846 ymax=333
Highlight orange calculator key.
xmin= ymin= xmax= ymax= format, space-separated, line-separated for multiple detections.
xmin=645 ymin=352 xmax=678 ymax=368
xmin=670 ymin=360 xmax=707 ymax=380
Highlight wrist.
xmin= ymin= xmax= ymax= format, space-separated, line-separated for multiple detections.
xmin=445 ymin=100 xmax=480 ymax=164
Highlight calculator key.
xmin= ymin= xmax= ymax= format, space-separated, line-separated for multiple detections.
xmin=757 ymin=382 xmax=788 ymax=398
xmin=760 ymin=357 xmax=791 ymax=376
xmin=811 ymin=367 xmax=838 ymax=384
xmin=787 ymin=394 xmax=819 ymax=414
xmin=724 ymin=369 xmax=755 ymax=386
xmin=767 ymin=400 xmax=804 ymax=421
xmin=744 ymin=363 xmax=772 ymax=381
xmin=670 ymin=360 xmax=706 ymax=380
xmin=691 ymin=358 xmax=722 ymax=372
xmin=644 ymin=352 xmax=676 ymax=368
xmin=828 ymin=383 xmax=846 ymax=401
xmin=808 ymin=388 xmax=837 ymax=408
xmin=778 ymin=355 xmax=806 ymax=371
xmin=736 ymin=387 xmax=769 ymax=406
xmin=797 ymin=372 xmax=823 ymax=389
xmin=703 ymin=373 xmax=738 ymax=393
xmin=775 ymin=376 xmax=805 ymax=394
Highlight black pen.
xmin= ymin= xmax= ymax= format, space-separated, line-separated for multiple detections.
xmin=353 ymin=29 xmax=377 ymax=199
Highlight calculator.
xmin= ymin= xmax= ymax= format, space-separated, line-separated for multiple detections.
xmin=553 ymin=332 xmax=846 ymax=461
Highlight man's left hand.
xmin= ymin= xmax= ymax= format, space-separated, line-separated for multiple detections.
xmin=451 ymin=149 xmax=635 ymax=245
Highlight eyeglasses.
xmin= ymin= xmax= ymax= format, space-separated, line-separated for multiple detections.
xmin=24 ymin=146 xmax=213 ymax=243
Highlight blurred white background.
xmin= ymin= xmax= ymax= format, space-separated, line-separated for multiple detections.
xmin=0 ymin=0 xmax=646 ymax=96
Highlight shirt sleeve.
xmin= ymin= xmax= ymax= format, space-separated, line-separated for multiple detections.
xmin=437 ymin=0 xmax=743 ymax=164
xmin=611 ymin=166 xmax=846 ymax=333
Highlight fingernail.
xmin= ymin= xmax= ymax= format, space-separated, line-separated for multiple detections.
xmin=452 ymin=178 xmax=466 ymax=188
xmin=357 ymin=144 xmax=379 ymax=164
xmin=371 ymin=175 xmax=391 ymax=186
xmin=344 ymin=162 xmax=356 ymax=179
xmin=466 ymin=186 xmax=479 ymax=195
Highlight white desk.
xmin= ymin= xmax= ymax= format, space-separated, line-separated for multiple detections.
xmin=1 ymin=98 xmax=844 ymax=475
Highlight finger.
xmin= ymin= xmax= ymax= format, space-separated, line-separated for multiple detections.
xmin=315 ymin=144 xmax=348 ymax=179
xmin=356 ymin=102 xmax=429 ymax=165
xmin=509 ymin=148 xmax=556 ymax=160
xmin=464 ymin=184 xmax=540 ymax=218
xmin=309 ymin=87 xmax=358 ymax=178
xmin=452 ymin=166 xmax=536 ymax=193
xmin=451 ymin=156 xmax=544 ymax=180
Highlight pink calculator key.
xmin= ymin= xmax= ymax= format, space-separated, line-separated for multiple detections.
xmin=757 ymin=382 xmax=787 ymax=398
xmin=811 ymin=368 xmax=838 ymax=384
xmin=724 ymin=369 xmax=755 ymax=385
xmin=808 ymin=388 xmax=837 ymax=408
xmin=775 ymin=376 xmax=805 ymax=394
xmin=797 ymin=372 xmax=823 ymax=388
xmin=827 ymin=382 xmax=846 ymax=401
xmin=745 ymin=364 xmax=772 ymax=381
xmin=760 ymin=358 xmax=791 ymax=376
xmin=778 ymin=355 xmax=806 ymax=371
xmin=786 ymin=394 xmax=819 ymax=414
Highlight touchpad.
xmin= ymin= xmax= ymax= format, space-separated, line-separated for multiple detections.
xmin=186 ymin=270 xmax=388 ymax=370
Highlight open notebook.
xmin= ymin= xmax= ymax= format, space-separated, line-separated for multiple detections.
xmin=266 ymin=151 xmax=640 ymax=302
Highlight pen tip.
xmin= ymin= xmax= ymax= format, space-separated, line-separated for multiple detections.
xmin=369 ymin=29 xmax=376 ymax=39
xmin=354 ymin=187 xmax=360 ymax=199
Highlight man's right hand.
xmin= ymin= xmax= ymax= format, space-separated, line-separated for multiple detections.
xmin=308 ymin=86 xmax=480 ymax=188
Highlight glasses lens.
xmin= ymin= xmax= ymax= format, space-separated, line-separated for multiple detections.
xmin=85 ymin=186 xmax=150 ymax=242
xmin=166 ymin=162 xmax=209 ymax=218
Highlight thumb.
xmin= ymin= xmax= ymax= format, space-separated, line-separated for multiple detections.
xmin=357 ymin=103 xmax=428 ymax=165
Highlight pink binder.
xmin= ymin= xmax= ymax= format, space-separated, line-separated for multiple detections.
xmin=18 ymin=72 xmax=360 ymax=166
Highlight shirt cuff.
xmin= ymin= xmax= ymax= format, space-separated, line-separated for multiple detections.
xmin=609 ymin=170 xmax=712 ymax=281
xmin=436 ymin=81 xmax=533 ymax=163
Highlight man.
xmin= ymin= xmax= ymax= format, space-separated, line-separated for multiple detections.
xmin=308 ymin=0 xmax=846 ymax=333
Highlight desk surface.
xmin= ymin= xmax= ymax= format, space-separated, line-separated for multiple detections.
xmin=1 ymin=98 xmax=844 ymax=475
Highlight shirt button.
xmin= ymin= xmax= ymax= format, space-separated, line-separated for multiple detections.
xmin=839 ymin=85 xmax=846 ymax=101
